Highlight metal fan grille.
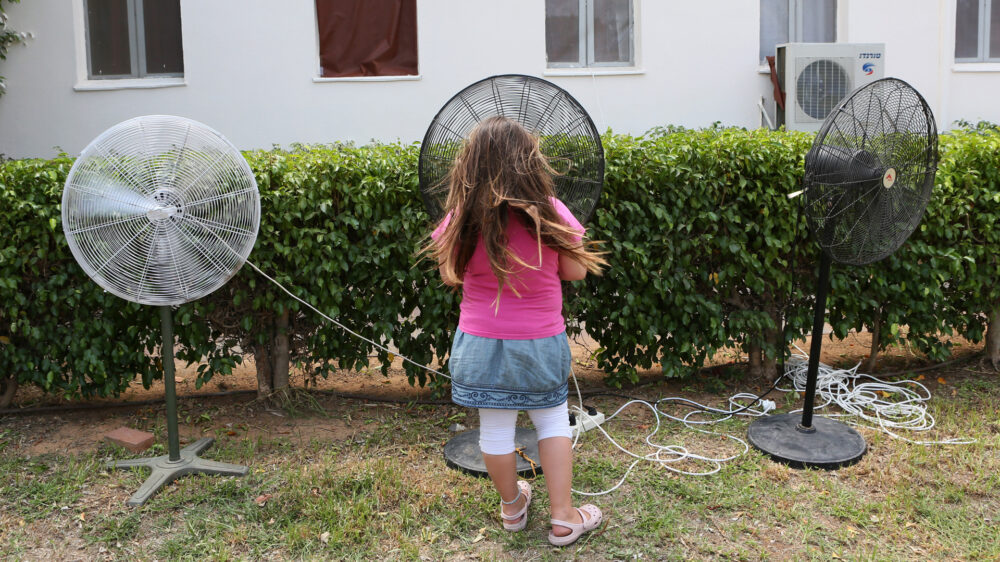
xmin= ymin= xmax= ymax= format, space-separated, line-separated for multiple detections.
xmin=803 ymin=78 xmax=937 ymax=266
xmin=63 ymin=115 xmax=260 ymax=306
xmin=419 ymin=74 xmax=604 ymax=223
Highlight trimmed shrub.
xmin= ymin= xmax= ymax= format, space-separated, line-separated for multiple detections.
xmin=1 ymin=126 xmax=998 ymax=401
xmin=0 ymin=157 xmax=231 ymax=401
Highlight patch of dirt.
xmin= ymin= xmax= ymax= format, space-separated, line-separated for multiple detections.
xmin=0 ymin=327 xmax=989 ymax=459
xmin=5 ymin=394 xmax=376 ymax=457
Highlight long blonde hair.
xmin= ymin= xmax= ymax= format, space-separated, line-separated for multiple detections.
xmin=425 ymin=116 xmax=606 ymax=297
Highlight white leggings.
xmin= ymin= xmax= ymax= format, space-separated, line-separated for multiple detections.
xmin=478 ymin=401 xmax=572 ymax=455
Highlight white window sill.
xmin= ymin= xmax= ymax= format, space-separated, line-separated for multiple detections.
xmin=313 ymin=74 xmax=421 ymax=83
xmin=543 ymin=67 xmax=645 ymax=77
xmin=74 ymin=77 xmax=186 ymax=91
xmin=952 ymin=62 xmax=1000 ymax=73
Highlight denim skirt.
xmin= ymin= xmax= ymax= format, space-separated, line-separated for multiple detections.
xmin=448 ymin=329 xmax=571 ymax=410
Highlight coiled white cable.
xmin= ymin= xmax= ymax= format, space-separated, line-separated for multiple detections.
xmin=567 ymin=347 xmax=974 ymax=496
xmin=567 ymin=368 xmax=773 ymax=496
xmin=779 ymin=348 xmax=975 ymax=445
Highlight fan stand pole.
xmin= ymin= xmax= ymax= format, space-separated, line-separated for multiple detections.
xmin=106 ymin=306 xmax=250 ymax=506
xmin=800 ymin=252 xmax=831 ymax=430
xmin=746 ymin=253 xmax=867 ymax=469
xmin=163 ymin=305 xmax=182 ymax=462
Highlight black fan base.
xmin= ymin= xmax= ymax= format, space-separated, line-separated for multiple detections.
xmin=748 ymin=414 xmax=867 ymax=470
xmin=107 ymin=437 xmax=249 ymax=506
xmin=444 ymin=428 xmax=543 ymax=478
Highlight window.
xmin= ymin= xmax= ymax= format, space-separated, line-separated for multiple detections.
xmin=759 ymin=0 xmax=836 ymax=63
xmin=315 ymin=0 xmax=418 ymax=78
xmin=85 ymin=0 xmax=184 ymax=79
xmin=955 ymin=0 xmax=1000 ymax=62
xmin=545 ymin=0 xmax=634 ymax=68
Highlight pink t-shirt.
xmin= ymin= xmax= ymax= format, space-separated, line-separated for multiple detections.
xmin=432 ymin=198 xmax=585 ymax=340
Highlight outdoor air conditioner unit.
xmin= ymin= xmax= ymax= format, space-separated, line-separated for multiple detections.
xmin=775 ymin=43 xmax=885 ymax=132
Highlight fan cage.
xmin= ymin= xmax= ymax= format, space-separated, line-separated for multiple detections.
xmin=803 ymin=78 xmax=938 ymax=266
xmin=419 ymin=74 xmax=604 ymax=224
xmin=62 ymin=115 xmax=261 ymax=306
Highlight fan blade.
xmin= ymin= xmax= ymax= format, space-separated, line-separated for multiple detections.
xmin=67 ymin=180 xmax=155 ymax=214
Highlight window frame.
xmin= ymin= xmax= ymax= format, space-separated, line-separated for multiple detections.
xmin=759 ymin=0 xmax=838 ymax=65
xmin=547 ymin=0 xmax=635 ymax=69
xmin=955 ymin=0 xmax=1000 ymax=63
xmin=84 ymin=0 xmax=184 ymax=80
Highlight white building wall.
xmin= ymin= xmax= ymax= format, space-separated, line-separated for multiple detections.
xmin=845 ymin=0 xmax=947 ymax=127
xmin=0 ymin=0 xmax=997 ymax=158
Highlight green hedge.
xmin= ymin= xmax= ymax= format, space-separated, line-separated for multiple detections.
xmin=1 ymin=127 xmax=998 ymax=399
xmin=569 ymin=128 xmax=817 ymax=383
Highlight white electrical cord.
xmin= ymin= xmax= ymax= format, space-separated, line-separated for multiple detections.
xmin=192 ymin=215 xmax=453 ymax=382
xmin=242 ymin=256 xmax=973 ymax=493
xmin=244 ymin=259 xmax=451 ymax=380
xmin=243 ymin=255 xmax=771 ymax=494
xmin=779 ymin=347 xmax=975 ymax=445
xmin=565 ymin=348 xmax=975 ymax=496
xmin=248 ymin=256 xmax=766 ymax=490
xmin=566 ymin=367 xmax=776 ymax=496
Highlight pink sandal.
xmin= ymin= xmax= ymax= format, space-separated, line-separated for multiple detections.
xmin=500 ymin=481 xmax=532 ymax=531
xmin=548 ymin=504 xmax=603 ymax=546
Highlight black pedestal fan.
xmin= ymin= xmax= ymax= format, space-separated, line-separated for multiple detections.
xmin=420 ymin=74 xmax=604 ymax=224
xmin=748 ymin=78 xmax=938 ymax=469
xmin=419 ymin=74 xmax=604 ymax=476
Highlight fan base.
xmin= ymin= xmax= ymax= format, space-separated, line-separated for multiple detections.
xmin=747 ymin=414 xmax=866 ymax=469
xmin=444 ymin=428 xmax=543 ymax=478
xmin=107 ymin=437 xmax=249 ymax=506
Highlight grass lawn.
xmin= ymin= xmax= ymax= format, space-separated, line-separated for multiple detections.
xmin=1 ymin=353 xmax=998 ymax=560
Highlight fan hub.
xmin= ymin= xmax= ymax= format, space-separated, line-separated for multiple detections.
xmin=147 ymin=206 xmax=177 ymax=222
xmin=147 ymin=189 xmax=185 ymax=224
xmin=882 ymin=167 xmax=896 ymax=189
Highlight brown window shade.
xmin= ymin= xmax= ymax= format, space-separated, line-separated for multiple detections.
xmin=316 ymin=0 xmax=418 ymax=78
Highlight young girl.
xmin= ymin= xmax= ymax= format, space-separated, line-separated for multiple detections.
xmin=428 ymin=116 xmax=608 ymax=546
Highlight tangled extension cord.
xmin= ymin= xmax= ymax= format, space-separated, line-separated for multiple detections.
xmin=245 ymin=256 xmax=783 ymax=493
xmin=563 ymin=347 xmax=975 ymax=497
xmin=564 ymin=367 xmax=784 ymax=496
xmin=242 ymin=258 xmax=972 ymax=497
xmin=778 ymin=347 xmax=975 ymax=446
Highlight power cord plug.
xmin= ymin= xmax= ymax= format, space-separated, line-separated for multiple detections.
xmin=570 ymin=406 xmax=606 ymax=438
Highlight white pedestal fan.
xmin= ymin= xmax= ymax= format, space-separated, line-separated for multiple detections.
xmin=62 ymin=115 xmax=260 ymax=505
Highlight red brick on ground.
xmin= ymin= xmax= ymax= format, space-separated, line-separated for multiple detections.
xmin=104 ymin=427 xmax=155 ymax=453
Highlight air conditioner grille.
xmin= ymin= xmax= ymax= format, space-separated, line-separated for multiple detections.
xmin=796 ymin=58 xmax=852 ymax=122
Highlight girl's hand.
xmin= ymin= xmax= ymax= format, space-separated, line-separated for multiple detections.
xmin=558 ymin=253 xmax=588 ymax=281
